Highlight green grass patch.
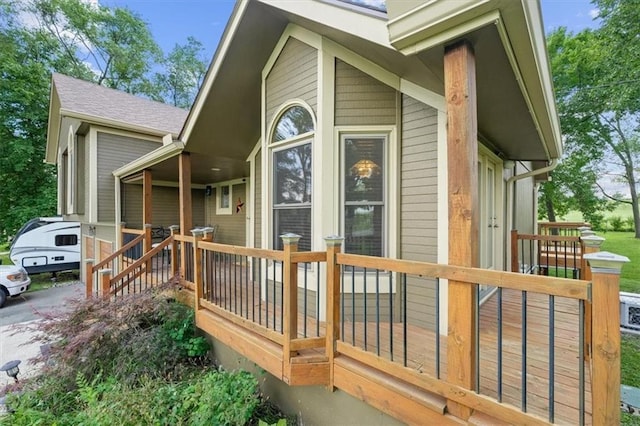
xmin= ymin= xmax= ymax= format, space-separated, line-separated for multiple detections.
xmin=599 ymin=232 xmax=640 ymax=293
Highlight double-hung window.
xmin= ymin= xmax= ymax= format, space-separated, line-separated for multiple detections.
xmin=271 ymin=105 xmax=314 ymax=251
xmin=342 ymin=135 xmax=385 ymax=257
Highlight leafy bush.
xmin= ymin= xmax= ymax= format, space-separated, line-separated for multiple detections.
xmin=0 ymin=281 xmax=290 ymax=425
xmin=609 ymin=216 xmax=624 ymax=232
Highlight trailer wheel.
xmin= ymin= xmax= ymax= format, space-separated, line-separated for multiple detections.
xmin=0 ymin=288 xmax=7 ymax=308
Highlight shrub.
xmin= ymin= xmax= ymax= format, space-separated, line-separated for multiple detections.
xmin=609 ymin=216 xmax=624 ymax=232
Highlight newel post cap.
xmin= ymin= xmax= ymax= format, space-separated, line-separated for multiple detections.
xmin=577 ymin=226 xmax=591 ymax=233
xmin=98 ymin=268 xmax=112 ymax=276
xmin=85 ymin=258 xmax=95 ymax=264
xmin=168 ymin=225 xmax=180 ymax=231
xmin=581 ymin=235 xmax=605 ymax=248
xmin=584 ymin=251 xmax=629 ymax=274
xmin=280 ymin=233 xmax=302 ymax=245
xmin=144 ymin=223 xmax=153 ymax=229
xmin=580 ymin=230 xmax=596 ymax=237
xmin=191 ymin=228 xmax=205 ymax=237
xmin=324 ymin=235 xmax=344 ymax=247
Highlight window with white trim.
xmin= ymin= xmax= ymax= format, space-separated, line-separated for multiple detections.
xmin=270 ymin=104 xmax=314 ymax=251
xmin=216 ymin=184 xmax=232 ymax=215
xmin=342 ymin=135 xmax=386 ymax=257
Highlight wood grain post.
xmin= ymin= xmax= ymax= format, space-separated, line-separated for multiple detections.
xmin=444 ymin=39 xmax=478 ymax=420
xmin=119 ymin=222 xmax=126 ymax=271
xmin=191 ymin=229 xmax=204 ymax=311
xmin=179 ymin=153 xmax=192 ymax=280
xmin=581 ymin=234 xmax=604 ymax=361
xmin=281 ymin=233 xmax=301 ymax=379
xmin=324 ymin=235 xmax=344 ymax=391
xmin=169 ymin=225 xmax=180 ymax=277
xmin=85 ymin=259 xmax=94 ymax=298
xmin=143 ymin=169 xmax=152 ymax=239
xmin=144 ymin=223 xmax=153 ymax=273
xmin=584 ymin=251 xmax=628 ymax=426
xmin=510 ymin=230 xmax=519 ymax=272
xmin=99 ymin=269 xmax=112 ymax=298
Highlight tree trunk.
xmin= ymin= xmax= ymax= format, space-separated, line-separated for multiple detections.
xmin=546 ymin=194 xmax=557 ymax=223
xmin=628 ymin=176 xmax=640 ymax=239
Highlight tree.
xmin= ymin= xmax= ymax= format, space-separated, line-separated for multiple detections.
xmin=544 ymin=0 xmax=640 ymax=237
xmin=0 ymin=0 xmax=206 ymax=239
xmin=151 ymin=37 xmax=207 ymax=109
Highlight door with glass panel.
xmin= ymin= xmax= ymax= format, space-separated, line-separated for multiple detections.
xmin=478 ymin=152 xmax=503 ymax=302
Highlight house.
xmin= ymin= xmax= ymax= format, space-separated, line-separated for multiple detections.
xmin=45 ymin=73 xmax=192 ymax=274
xmin=47 ymin=1 xmax=626 ymax=424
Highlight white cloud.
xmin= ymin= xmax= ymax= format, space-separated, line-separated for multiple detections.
xmin=588 ymin=8 xmax=599 ymax=19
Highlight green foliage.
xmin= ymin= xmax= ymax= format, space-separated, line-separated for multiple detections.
xmin=0 ymin=0 xmax=207 ymax=238
xmin=544 ymin=1 xmax=640 ymax=238
xmin=0 ymin=284 xmax=288 ymax=425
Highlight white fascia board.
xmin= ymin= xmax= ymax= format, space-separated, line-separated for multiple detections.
xmin=181 ymin=0 xmax=249 ymax=144
xmin=45 ymin=85 xmax=60 ymax=164
xmin=521 ymin=0 xmax=562 ymax=158
xmin=58 ymin=109 xmax=175 ymax=139
xmin=259 ymin=0 xmax=392 ymax=49
xmin=112 ymin=141 xmax=184 ymax=178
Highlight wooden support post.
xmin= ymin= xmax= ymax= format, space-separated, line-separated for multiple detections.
xmin=85 ymin=259 xmax=94 ymax=298
xmin=179 ymin=153 xmax=192 ymax=279
xmin=143 ymin=169 xmax=152 ymax=248
xmin=584 ymin=251 xmax=628 ymax=426
xmin=581 ymin=234 xmax=604 ymax=361
xmin=510 ymin=230 xmax=519 ymax=273
xmin=324 ymin=235 xmax=344 ymax=391
xmin=119 ymin=222 xmax=126 ymax=272
xmin=444 ymin=39 xmax=478 ymax=420
xmin=202 ymin=226 xmax=214 ymax=243
xmin=281 ymin=233 xmax=301 ymax=377
xmin=169 ymin=225 xmax=180 ymax=277
xmin=99 ymin=269 xmax=112 ymax=298
xmin=191 ymin=229 xmax=204 ymax=311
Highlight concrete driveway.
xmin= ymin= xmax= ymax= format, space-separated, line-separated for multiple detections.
xmin=0 ymin=282 xmax=84 ymax=387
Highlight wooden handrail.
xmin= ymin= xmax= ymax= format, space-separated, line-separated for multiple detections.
xmin=109 ymin=236 xmax=173 ymax=288
xmin=173 ymin=234 xmax=194 ymax=243
xmin=122 ymin=227 xmax=145 ymax=235
xmin=515 ymin=233 xmax=581 ymax=243
xmin=94 ymin=233 xmax=145 ymax=270
xmin=198 ymin=241 xmax=285 ymax=262
xmin=336 ymin=253 xmax=590 ymax=300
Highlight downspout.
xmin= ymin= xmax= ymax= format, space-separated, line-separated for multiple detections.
xmin=505 ymin=158 xmax=559 ymax=269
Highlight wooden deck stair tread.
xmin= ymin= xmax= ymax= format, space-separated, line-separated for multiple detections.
xmin=467 ymin=411 xmax=512 ymax=426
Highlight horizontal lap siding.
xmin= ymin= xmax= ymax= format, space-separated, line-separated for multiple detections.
xmin=514 ymin=161 xmax=535 ymax=235
xmin=122 ymin=184 xmax=143 ymax=228
xmin=265 ymin=38 xmax=317 ymax=128
xmin=204 ymin=184 xmax=246 ymax=246
xmin=97 ymin=132 xmax=159 ymax=222
xmin=335 ymin=59 xmax=396 ymax=126
xmin=401 ymin=95 xmax=438 ymax=330
xmin=192 ymin=189 xmax=205 ymax=228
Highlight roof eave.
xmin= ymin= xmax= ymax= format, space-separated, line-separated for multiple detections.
xmin=113 ymin=140 xmax=185 ymax=178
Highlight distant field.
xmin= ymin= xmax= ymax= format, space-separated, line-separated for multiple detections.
xmin=560 ymin=202 xmax=635 ymax=222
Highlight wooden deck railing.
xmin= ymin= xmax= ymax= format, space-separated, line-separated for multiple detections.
xmin=511 ymin=230 xmax=585 ymax=278
xmin=538 ymin=221 xmax=591 ymax=236
xmin=182 ymin=233 xmax=626 ymax=425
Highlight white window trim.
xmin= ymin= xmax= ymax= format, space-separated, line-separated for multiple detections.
xmin=216 ymin=184 xmax=232 ymax=215
xmin=335 ymin=126 xmax=398 ymax=260
xmin=266 ymin=101 xmax=317 ymax=250
xmin=66 ymin=129 xmax=76 ymax=214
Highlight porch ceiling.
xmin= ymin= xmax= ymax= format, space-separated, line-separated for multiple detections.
xmin=183 ymin=0 xmax=556 ymax=167
xmin=145 ymin=152 xmax=249 ymax=185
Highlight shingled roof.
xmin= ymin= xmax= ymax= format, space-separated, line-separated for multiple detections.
xmin=52 ymin=73 xmax=188 ymax=135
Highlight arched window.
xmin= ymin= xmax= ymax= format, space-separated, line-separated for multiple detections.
xmin=270 ymin=104 xmax=315 ymax=251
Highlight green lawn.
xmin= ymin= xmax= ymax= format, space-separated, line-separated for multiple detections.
xmin=599 ymin=231 xmax=640 ymax=293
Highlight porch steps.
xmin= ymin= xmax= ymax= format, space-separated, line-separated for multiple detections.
xmin=333 ymin=356 xmax=462 ymax=426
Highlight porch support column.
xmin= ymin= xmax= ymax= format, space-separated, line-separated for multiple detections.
xmin=444 ymin=39 xmax=478 ymax=420
xmin=584 ymin=251 xmax=628 ymax=426
xmin=143 ymin=169 xmax=153 ymax=255
xmin=179 ymin=153 xmax=192 ymax=278
xmin=581 ymin=234 xmax=604 ymax=361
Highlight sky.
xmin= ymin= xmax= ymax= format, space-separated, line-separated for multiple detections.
xmin=102 ymin=0 xmax=600 ymax=63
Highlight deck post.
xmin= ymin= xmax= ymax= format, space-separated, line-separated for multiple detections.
xmin=191 ymin=229 xmax=204 ymax=311
xmin=584 ymin=251 xmax=629 ymax=426
xmin=179 ymin=153 xmax=192 ymax=280
xmin=444 ymin=39 xmax=478 ymax=420
xmin=144 ymin=223 xmax=153 ymax=273
xmin=169 ymin=225 xmax=180 ymax=277
xmin=581 ymin=234 xmax=604 ymax=360
xmin=119 ymin=222 xmax=126 ymax=271
xmin=202 ymin=226 xmax=215 ymax=243
xmin=510 ymin=230 xmax=519 ymax=272
xmin=324 ymin=235 xmax=344 ymax=391
xmin=281 ymin=233 xmax=301 ymax=377
xmin=85 ymin=259 xmax=94 ymax=298
xmin=143 ymin=169 xmax=153 ymax=252
xmin=99 ymin=269 xmax=112 ymax=298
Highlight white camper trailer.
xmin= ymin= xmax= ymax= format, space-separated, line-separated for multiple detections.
xmin=10 ymin=217 xmax=81 ymax=274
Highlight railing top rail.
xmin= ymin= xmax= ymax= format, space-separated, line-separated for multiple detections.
xmin=94 ymin=233 xmax=145 ymax=270
xmin=290 ymin=251 xmax=327 ymax=263
xmin=515 ymin=233 xmax=581 ymax=243
xmin=199 ymin=241 xmax=285 ymax=261
xmin=174 ymin=234 xmax=194 ymax=243
xmin=538 ymin=221 xmax=590 ymax=227
xmin=110 ymin=236 xmax=173 ymax=286
xmin=122 ymin=227 xmax=145 ymax=235
xmin=336 ymin=253 xmax=591 ymax=300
